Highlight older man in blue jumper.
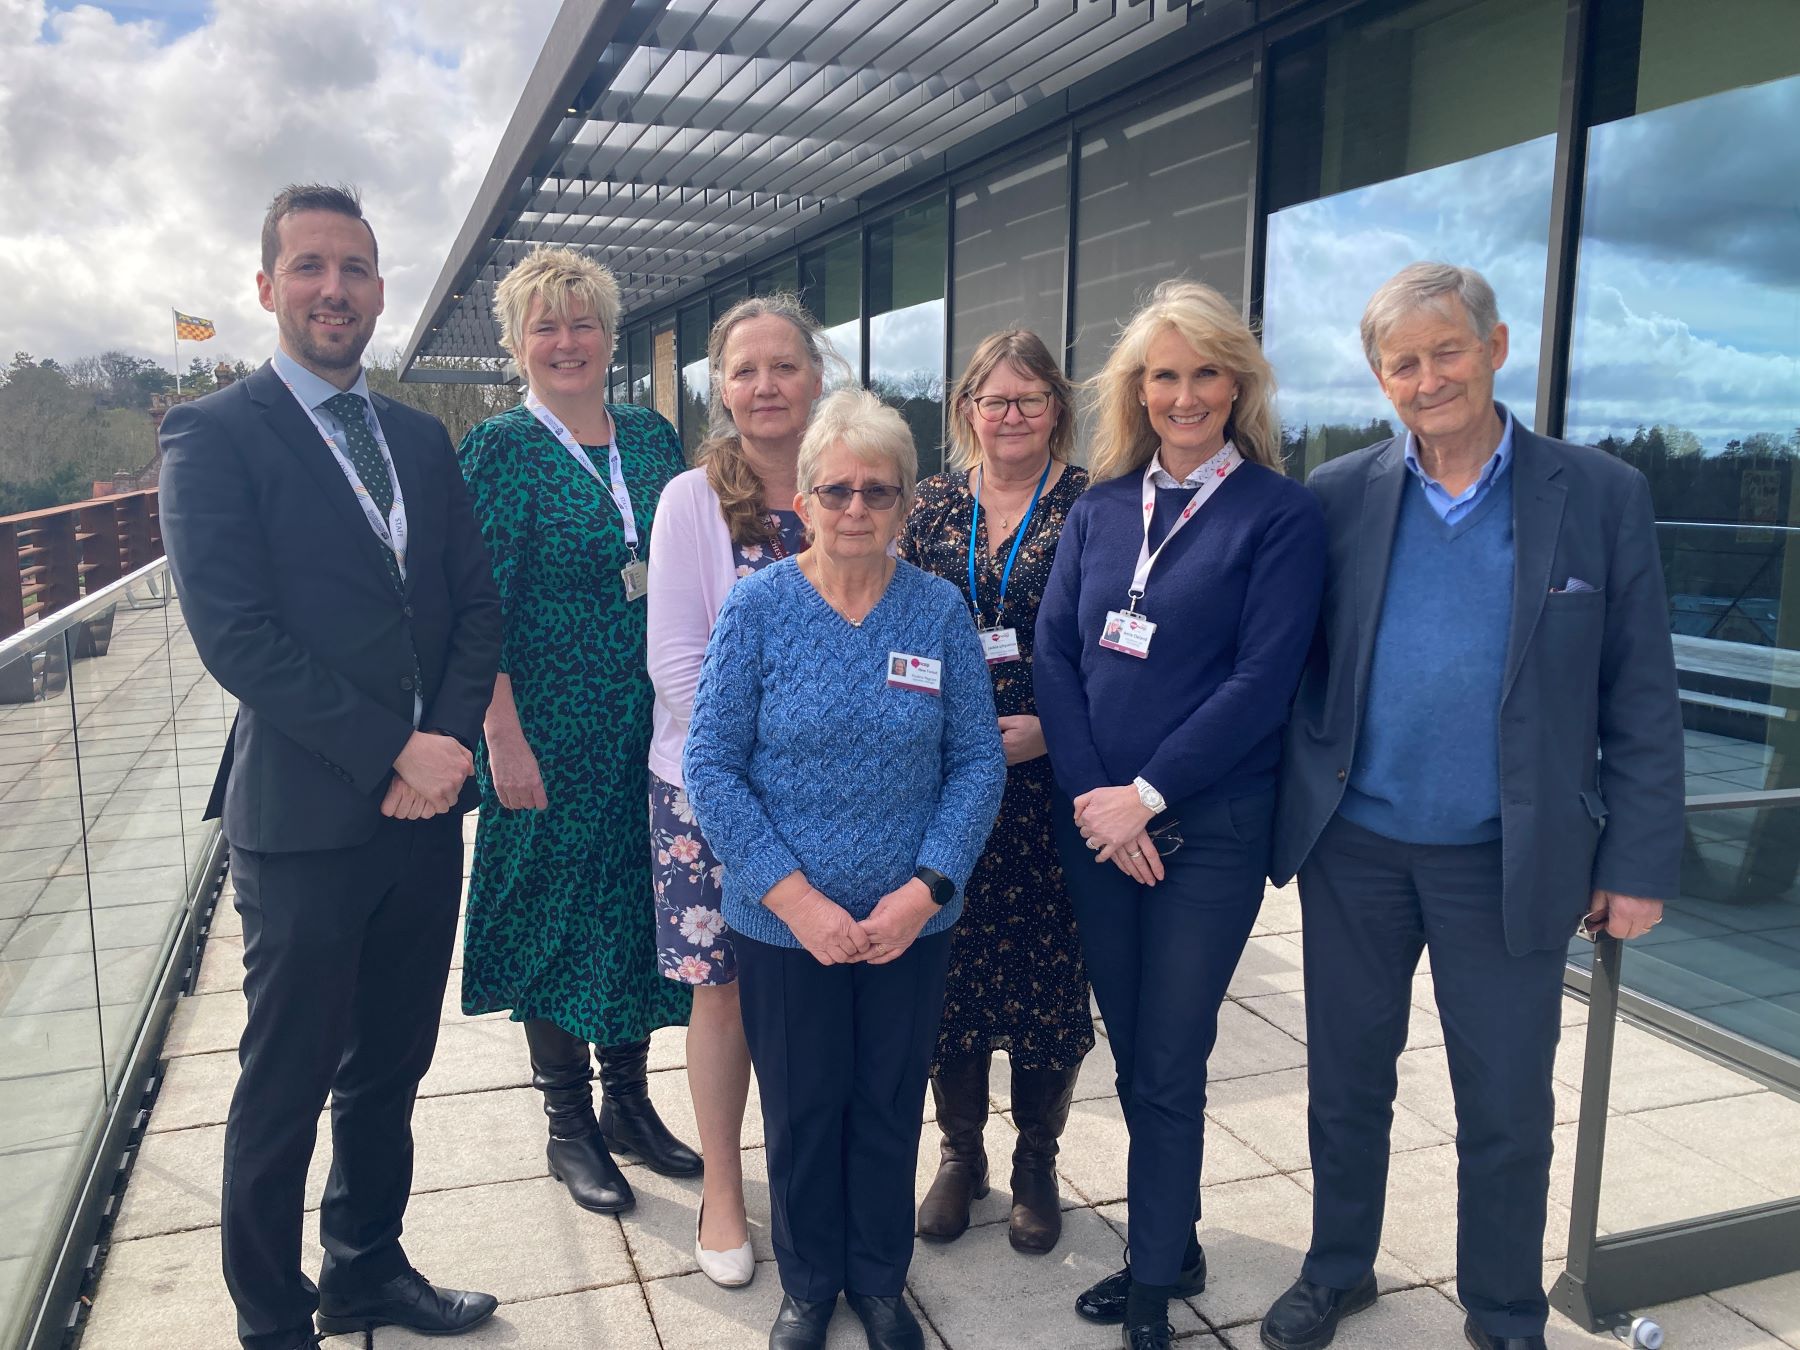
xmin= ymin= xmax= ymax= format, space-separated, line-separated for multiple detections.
xmin=1260 ymin=264 xmax=1685 ymax=1350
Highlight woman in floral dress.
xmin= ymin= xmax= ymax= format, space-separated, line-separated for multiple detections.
xmin=645 ymin=293 xmax=840 ymax=1287
xmin=897 ymin=329 xmax=1093 ymax=1255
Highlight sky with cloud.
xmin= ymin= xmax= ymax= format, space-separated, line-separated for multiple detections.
xmin=0 ymin=0 xmax=559 ymax=368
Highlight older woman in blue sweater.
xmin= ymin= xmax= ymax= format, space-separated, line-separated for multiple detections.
xmin=1034 ymin=281 xmax=1326 ymax=1350
xmin=684 ymin=387 xmax=1006 ymax=1350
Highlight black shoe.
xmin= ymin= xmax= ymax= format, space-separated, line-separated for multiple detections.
xmin=1259 ymin=1272 xmax=1378 ymax=1350
xmin=525 ymin=1019 xmax=636 ymax=1213
xmin=1123 ymin=1322 xmax=1173 ymax=1350
xmin=598 ymin=1037 xmax=704 ymax=1176
xmin=846 ymin=1292 xmax=925 ymax=1350
xmin=547 ymin=1129 xmax=635 ymax=1213
xmin=769 ymin=1293 xmax=836 ymax=1350
xmin=1463 ymin=1315 xmax=1547 ymax=1350
xmin=315 ymin=1269 xmax=498 ymax=1336
xmin=1076 ymin=1250 xmax=1206 ymax=1324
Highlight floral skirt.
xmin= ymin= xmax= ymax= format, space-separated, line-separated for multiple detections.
xmin=647 ymin=769 xmax=738 ymax=986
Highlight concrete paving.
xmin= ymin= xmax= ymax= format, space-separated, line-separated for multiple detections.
xmin=71 ymin=814 xmax=1800 ymax=1350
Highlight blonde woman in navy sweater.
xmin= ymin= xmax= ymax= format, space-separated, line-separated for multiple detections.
xmin=1034 ymin=280 xmax=1326 ymax=1350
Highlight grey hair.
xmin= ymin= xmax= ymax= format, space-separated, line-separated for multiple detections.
xmin=1360 ymin=263 xmax=1501 ymax=372
xmin=706 ymin=292 xmax=851 ymax=438
xmin=796 ymin=387 xmax=918 ymax=503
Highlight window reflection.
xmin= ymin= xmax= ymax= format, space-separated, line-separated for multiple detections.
xmin=678 ymin=304 xmax=709 ymax=457
xmin=952 ymin=148 xmax=1067 ymax=378
xmin=868 ymin=197 xmax=947 ymax=472
xmin=800 ymin=235 xmax=861 ymax=389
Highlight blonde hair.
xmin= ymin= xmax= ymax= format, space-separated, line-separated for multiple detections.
xmin=945 ymin=330 xmax=1076 ymax=473
xmin=1086 ymin=280 xmax=1280 ymax=481
xmin=493 ymin=246 xmax=622 ymax=371
xmin=699 ymin=294 xmax=844 ymax=548
xmin=797 ymin=388 xmax=918 ymax=505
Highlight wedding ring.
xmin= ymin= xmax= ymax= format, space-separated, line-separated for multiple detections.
xmin=1127 ymin=848 xmax=1143 ymax=859
xmin=1085 ymin=837 xmax=1101 ymax=851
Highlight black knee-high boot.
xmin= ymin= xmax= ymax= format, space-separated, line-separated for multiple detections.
xmin=597 ymin=1037 xmax=703 ymax=1176
xmin=524 ymin=1019 xmax=634 ymax=1213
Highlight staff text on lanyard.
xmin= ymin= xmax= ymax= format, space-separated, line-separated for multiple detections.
xmin=524 ymin=394 xmax=648 ymax=601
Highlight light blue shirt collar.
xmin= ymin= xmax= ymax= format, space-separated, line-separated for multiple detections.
xmin=1403 ymin=406 xmax=1514 ymax=524
xmin=271 ymin=346 xmax=371 ymax=416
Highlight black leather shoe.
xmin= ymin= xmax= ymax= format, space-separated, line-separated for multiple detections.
xmin=1123 ymin=1321 xmax=1173 ymax=1350
xmin=1076 ymin=1250 xmax=1206 ymax=1324
xmin=846 ymin=1292 xmax=925 ymax=1350
xmin=1259 ymin=1272 xmax=1378 ymax=1350
xmin=769 ymin=1293 xmax=836 ymax=1350
xmin=1463 ymin=1315 xmax=1548 ymax=1350
xmin=598 ymin=1038 xmax=704 ymax=1176
xmin=315 ymin=1269 xmax=498 ymax=1336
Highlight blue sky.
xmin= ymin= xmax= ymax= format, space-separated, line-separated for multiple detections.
xmin=45 ymin=0 xmax=211 ymax=40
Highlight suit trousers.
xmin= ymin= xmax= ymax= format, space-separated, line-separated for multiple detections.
xmin=222 ymin=813 xmax=462 ymax=1350
xmin=1056 ymin=792 xmax=1272 ymax=1285
xmin=1298 ymin=813 xmax=1565 ymax=1338
xmin=734 ymin=927 xmax=952 ymax=1301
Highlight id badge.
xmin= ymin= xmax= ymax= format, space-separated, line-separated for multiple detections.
xmin=887 ymin=651 xmax=943 ymax=695
xmin=1098 ymin=609 xmax=1156 ymax=658
xmin=979 ymin=626 xmax=1021 ymax=664
xmin=620 ymin=558 xmax=649 ymax=602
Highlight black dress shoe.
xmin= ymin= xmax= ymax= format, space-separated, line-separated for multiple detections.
xmin=315 ymin=1269 xmax=498 ymax=1336
xmin=1123 ymin=1321 xmax=1173 ymax=1350
xmin=1464 ymin=1315 xmax=1548 ymax=1349
xmin=1259 ymin=1272 xmax=1378 ymax=1350
xmin=1076 ymin=1250 xmax=1207 ymax=1324
xmin=769 ymin=1293 xmax=837 ymax=1350
xmin=846 ymin=1292 xmax=925 ymax=1350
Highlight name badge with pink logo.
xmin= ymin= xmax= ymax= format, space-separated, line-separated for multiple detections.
xmin=886 ymin=652 xmax=943 ymax=695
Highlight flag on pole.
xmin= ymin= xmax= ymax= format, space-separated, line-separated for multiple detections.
xmin=173 ymin=310 xmax=216 ymax=342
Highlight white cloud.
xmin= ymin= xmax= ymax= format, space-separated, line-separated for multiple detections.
xmin=0 ymin=0 xmax=559 ymax=367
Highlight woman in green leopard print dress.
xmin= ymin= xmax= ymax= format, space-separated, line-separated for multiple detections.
xmin=458 ymin=247 xmax=695 ymax=1218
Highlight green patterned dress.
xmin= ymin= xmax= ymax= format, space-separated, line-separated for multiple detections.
xmin=458 ymin=402 xmax=692 ymax=1045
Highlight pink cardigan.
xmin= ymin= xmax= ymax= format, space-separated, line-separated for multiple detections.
xmin=647 ymin=468 xmax=742 ymax=788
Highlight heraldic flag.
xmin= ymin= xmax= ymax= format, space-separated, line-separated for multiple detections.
xmin=174 ymin=310 xmax=216 ymax=342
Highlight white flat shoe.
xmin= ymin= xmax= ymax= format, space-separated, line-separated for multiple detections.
xmin=695 ymin=1198 xmax=755 ymax=1288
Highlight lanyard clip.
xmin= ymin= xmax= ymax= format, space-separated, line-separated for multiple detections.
xmin=1125 ymin=590 xmax=1143 ymax=615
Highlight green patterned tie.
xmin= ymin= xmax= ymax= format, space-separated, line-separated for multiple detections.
xmin=322 ymin=391 xmax=394 ymax=516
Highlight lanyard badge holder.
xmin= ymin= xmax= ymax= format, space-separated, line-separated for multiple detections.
xmin=1099 ymin=444 xmax=1242 ymax=659
xmin=524 ymin=394 xmax=647 ymax=601
xmin=969 ymin=457 xmax=1052 ymax=664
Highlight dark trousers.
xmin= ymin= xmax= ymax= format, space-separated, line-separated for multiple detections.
xmin=1055 ymin=792 xmax=1272 ymax=1285
xmin=1299 ymin=814 xmax=1565 ymax=1338
xmin=222 ymin=814 xmax=462 ymax=1350
xmin=734 ymin=927 xmax=952 ymax=1300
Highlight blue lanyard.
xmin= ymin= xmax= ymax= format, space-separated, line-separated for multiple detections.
xmin=967 ymin=456 xmax=1052 ymax=626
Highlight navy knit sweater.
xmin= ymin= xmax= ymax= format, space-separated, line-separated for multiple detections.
xmin=1033 ymin=460 xmax=1327 ymax=806
xmin=683 ymin=558 xmax=1007 ymax=949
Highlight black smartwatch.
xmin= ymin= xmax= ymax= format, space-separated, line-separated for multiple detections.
xmin=914 ymin=866 xmax=955 ymax=906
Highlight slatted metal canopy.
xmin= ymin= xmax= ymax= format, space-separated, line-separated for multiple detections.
xmin=402 ymin=0 xmax=1245 ymax=379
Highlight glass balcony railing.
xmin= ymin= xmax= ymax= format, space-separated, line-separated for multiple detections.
xmin=0 ymin=557 xmax=232 ymax=1350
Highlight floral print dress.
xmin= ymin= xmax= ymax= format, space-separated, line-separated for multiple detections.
xmin=649 ymin=508 xmax=808 ymax=985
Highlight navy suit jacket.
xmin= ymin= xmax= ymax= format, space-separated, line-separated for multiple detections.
xmin=1271 ymin=413 xmax=1686 ymax=955
xmin=159 ymin=361 xmax=502 ymax=853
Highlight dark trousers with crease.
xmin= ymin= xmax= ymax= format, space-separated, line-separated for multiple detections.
xmin=222 ymin=814 xmax=462 ymax=1350
xmin=1299 ymin=813 xmax=1565 ymax=1339
xmin=734 ymin=926 xmax=952 ymax=1301
xmin=1055 ymin=791 xmax=1272 ymax=1286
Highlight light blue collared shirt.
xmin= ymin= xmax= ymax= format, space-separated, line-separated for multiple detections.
xmin=1404 ymin=408 xmax=1514 ymax=525
xmin=271 ymin=346 xmax=381 ymax=460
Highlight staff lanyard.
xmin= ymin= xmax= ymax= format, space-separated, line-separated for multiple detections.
xmin=1125 ymin=443 xmax=1241 ymax=613
xmin=967 ymin=456 xmax=1052 ymax=626
xmin=524 ymin=393 xmax=641 ymax=560
xmin=278 ymin=377 xmax=408 ymax=577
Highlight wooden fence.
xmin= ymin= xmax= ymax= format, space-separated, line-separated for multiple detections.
xmin=0 ymin=490 xmax=162 ymax=644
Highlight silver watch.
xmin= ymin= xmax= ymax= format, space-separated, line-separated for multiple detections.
xmin=1133 ymin=776 xmax=1167 ymax=815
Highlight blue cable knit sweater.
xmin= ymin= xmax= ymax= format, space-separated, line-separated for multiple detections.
xmin=682 ymin=558 xmax=1007 ymax=949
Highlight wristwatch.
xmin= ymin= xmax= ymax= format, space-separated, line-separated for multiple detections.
xmin=1133 ymin=776 xmax=1167 ymax=815
xmin=914 ymin=867 xmax=956 ymax=906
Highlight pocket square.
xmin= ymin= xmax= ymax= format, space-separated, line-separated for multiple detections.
xmin=1554 ymin=577 xmax=1596 ymax=593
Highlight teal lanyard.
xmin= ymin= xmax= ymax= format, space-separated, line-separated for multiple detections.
xmin=967 ymin=457 xmax=1051 ymax=628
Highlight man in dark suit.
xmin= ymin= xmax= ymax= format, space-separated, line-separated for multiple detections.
xmin=159 ymin=184 xmax=502 ymax=1350
xmin=1259 ymin=264 xmax=1684 ymax=1350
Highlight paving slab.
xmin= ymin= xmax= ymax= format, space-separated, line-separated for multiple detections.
xmin=1547 ymin=1116 xmax=1783 ymax=1235
xmin=1629 ymin=1090 xmax=1800 ymax=1199
xmin=80 ymin=1225 xmax=243 ymax=1350
xmin=1708 ymin=1268 xmax=1800 ymax=1346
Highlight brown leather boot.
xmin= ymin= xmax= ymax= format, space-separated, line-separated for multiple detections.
xmin=916 ymin=1052 xmax=991 ymax=1241
xmin=1008 ymin=1062 xmax=1078 ymax=1253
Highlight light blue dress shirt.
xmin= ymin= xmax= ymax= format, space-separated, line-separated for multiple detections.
xmin=1403 ymin=408 xmax=1514 ymax=524
xmin=271 ymin=347 xmax=382 ymax=457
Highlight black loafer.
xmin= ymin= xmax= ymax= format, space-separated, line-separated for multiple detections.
xmin=1123 ymin=1320 xmax=1173 ymax=1349
xmin=1259 ymin=1272 xmax=1377 ymax=1350
xmin=1076 ymin=1250 xmax=1207 ymax=1324
xmin=769 ymin=1292 xmax=836 ymax=1350
xmin=315 ymin=1268 xmax=498 ymax=1336
xmin=1463 ymin=1315 xmax=1547 ymax=1350
xmin=846 ymin=1292 xmax=925 ymax=1350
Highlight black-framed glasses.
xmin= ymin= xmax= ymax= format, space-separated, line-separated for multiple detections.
xmin=1148 ymin=819 xmax=1183 ymax=857
xmin=969 ymin=393 xmax=1053 ymax=421
xmin=810 ymin=483 xmax=903 ymax=511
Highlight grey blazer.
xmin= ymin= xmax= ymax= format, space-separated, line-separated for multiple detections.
xmin=1271 ymin=412 xmax=1686 ymax=955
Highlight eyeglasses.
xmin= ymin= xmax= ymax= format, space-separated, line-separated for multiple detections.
xmin=969 ymin=393 xmax=1053 ymax=421
xmin=809 ymin=483 xmax=903 ymax=511
xmin=1148 ymin=819 xmax=1183 ymax=858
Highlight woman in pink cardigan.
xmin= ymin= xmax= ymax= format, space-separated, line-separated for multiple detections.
xmin=646 ymin=293 xmax=843 ymax=1288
